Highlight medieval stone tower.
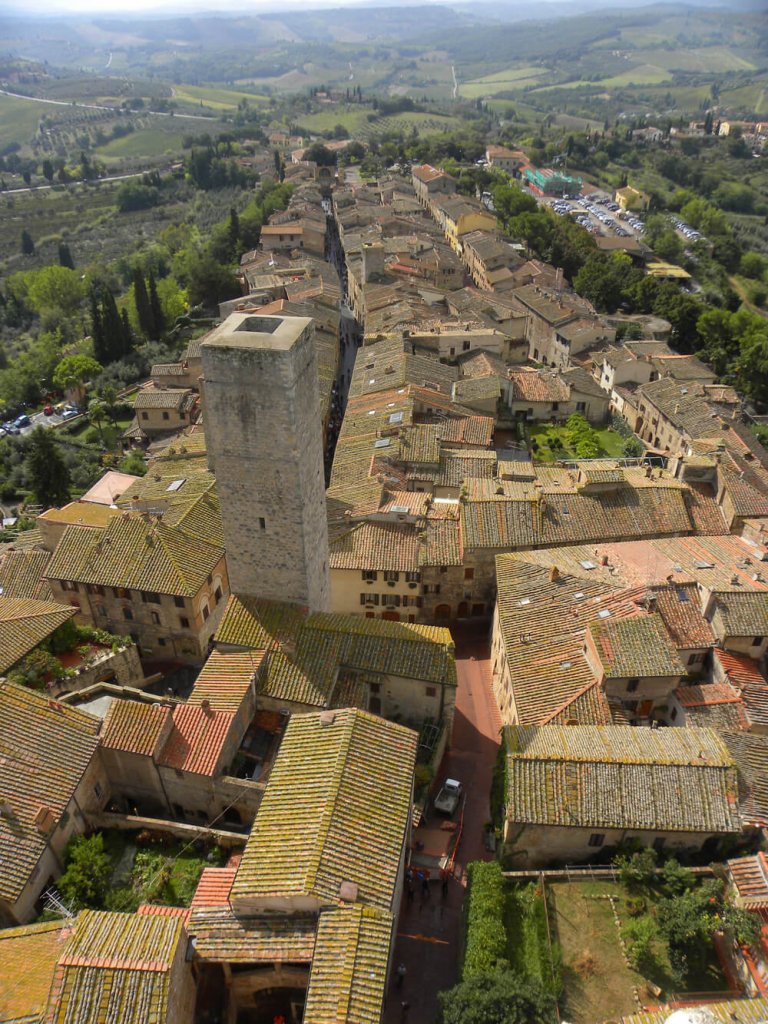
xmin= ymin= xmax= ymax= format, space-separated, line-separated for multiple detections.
xmin=201 ymin=313 xmax=330 ymax=613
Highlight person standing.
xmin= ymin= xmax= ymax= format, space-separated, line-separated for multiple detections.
xmin=396 ymin=963 xmax=407 ymax=988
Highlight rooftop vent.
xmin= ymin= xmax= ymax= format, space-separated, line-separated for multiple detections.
xmin=339 ymin=881 xmax=359 ymax=903
xmin=319 ymin=710 xmax=336 ymax=727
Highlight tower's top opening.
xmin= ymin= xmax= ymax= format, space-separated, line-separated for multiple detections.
xmin=236 ymin=316 xmax=282 ymax=334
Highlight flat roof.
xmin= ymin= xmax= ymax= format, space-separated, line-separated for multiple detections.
xmin=201 ymin=312 xmax=314 ymax=353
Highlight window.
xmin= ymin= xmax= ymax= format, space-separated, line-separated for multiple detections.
xmin=464 ymin=567 xmax=474 ymax=581
xmin=652 ymin=837 xmax=666 ymax=853
xmin=86 ymin=584 xmax=105 ymax=596
xmin=383 ymin=571 xmax=399 ymax=583
xmin=114 ymin=587 xmax=130 ymax=599
xmin=151 ymin=611 xmax=161 ymax=626
xmin=360 ymin=593 xmax=379 ymax=606
xmin=174 ymin=596 xmax=185 ymax=608
xmin=180 ymin=616 xmax=190 ymax=629
xmin=214 ymin=586 xmax=223 ymax=604
xmin=462 ymin=340 xmax=471 ymax=352
xmin=202 ymin=604 xmax=210 ymax=621
xmin=439 ymin=565 xmax=447 ymax=574
xmin=158 ymin=638 xmax=167 ymax=647
xmin=576 ymin=401 xmax=586 ymax=412
xmin=753 ymin=636 xmax=763 ymax=647
xmin=425 ymin=686 xmax=437 ymax=697
xmin=141 ymin=411 xmax=148 ymax=420
xmin=382 ymin=593 xmax=401 ymax=608
xmin=258 ymin=517 xmax=266 ymax=531
xmin=626 ymin=678 xmax=640 ymax=693
xmin=370 ymin=683 xmax=381 ymax=694
xmin=162 ymin=411 xmax=170 ymax=421
xmin=552 ymin=402 xmax=559 ymax=412
xmin=95 ymin=605 xmax=106 ymax=618
xmin=670 ymin=706 xmax=678 ymax=721
xmin=588 ymin=834 xmax=605 ymax=848
xmin=362 ymin=570 xmax=378 ymax=582
xmin=123 ymin=607 xmax=134 ymax=621
xmin=405 ymin=571 xmax=421 ymax=583
xmin=141 ymin=591 xmax=161 ymax=604
xmin=62 ymin=580 xmax=79 ymax=592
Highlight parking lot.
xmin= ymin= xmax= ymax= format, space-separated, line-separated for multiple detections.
xmin=542 ymin=192 xmax=647 ymax=239
xmin=0 ymin=403 xmax=80 ymax=440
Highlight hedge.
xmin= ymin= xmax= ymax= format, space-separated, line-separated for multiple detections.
xmin=463 ymin=861 xmax=509 ymax=979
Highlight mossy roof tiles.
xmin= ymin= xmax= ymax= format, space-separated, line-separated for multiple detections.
xmin=231 ymin=709 xmax=417 ymax=910
xmin=711 ymin=592 xmax=768 ymax=638
xmin=0 ymin=683 xmax=100 ymax=907
xmin=0 ymin=549 xmax=52 ymax=600
xmin=589 ymin=613 xmax=683 ymax=678
xmin=188 ymin=907 xmax=316 ymax=963
xmin=100 ymin=701 xmax=172 ymax=758
xmin=0 ymin=597 xmax=76 ymax=674
xmin=44 ymin=515 xmax=223 ymax=597
xmin=505 ymin=724 xmax=741 ymax=833
xmin=47 ymin=910 xmax=184 ymax=1024
xmin=0 ymin=921 xmax=67 ymax=1024
xmin=303 ymin=906 xmax=391 ymax=1024
xmin=187 ymin=650 xmax=265 ymax=712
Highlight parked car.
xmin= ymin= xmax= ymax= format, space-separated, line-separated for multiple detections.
xmin=43 ymin=404 xmax=55 ymax=416
xmin=61 ymin=407 xmax=80 ymax=420
xmin=14 ymin=414 xmax=30 ymax=429
xmin=434 ymin=778 xmax=463 ymax=816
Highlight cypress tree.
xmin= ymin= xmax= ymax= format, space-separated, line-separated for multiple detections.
xmin=148 ymin=271 xmax=164 ymax=337
xmin=100 ymin=288 xmax=126 ymax=364
xmin=90 ymin=287 xmax=108 ymax=365
xmin=58 ymin=241 xmax=75 ymax=269
xmin=26 ymin=427 xmax=71 ymax=509
xmin=21 ymin=229 xmax=35 ymax=255
xmin=133 ymin=269 xmax=154 ymax=338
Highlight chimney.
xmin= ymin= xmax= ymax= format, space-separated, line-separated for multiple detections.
xmin=319 ymin=710 xmax=336 ymax=727
xmin=201 ymin=698 xmax=212 ymax=714
xmin=549 ymin=565 xmax=560 ymax=583
xmin=600 ymin=554 xmax=609 ymax=566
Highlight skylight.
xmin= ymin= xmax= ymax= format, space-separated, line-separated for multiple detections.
xmin=694 ymin=560 xmax=714 ymax=569
xmin=573 ymin=592 xmax=585 ymax=601
xmin=579 ymin=560 xmax=597 ymax=570
xmin=677 ymin=590 xmax=690 ymax=603
xmin=374 ymin=438 xmax=391 ymax=448
xmin=597 ymin=609 xmax=611 ymax=619
xmin=391 ymin=505 xmax=409 ymax=514
xmin=518 ymin=598 xmax=531 ymax=606
xmin=166 ymin=479 xmax=186 ymax=492
xmin=389 ymin=412 xmax=404 ymax=424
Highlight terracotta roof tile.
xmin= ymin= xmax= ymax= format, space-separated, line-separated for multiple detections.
xmin=0 ymin=597 xmax=77 ymax=674
xmin=0 ymin=921 xmax=68 ymax=1023
xmin=187 ymin=650 xmax=265 ymax=712
xmin=100 ymin=701 xmax=173 ymax=758
xmin=157 ymin=704 xmax=236 ymax=777
xmin=190 ymin=867 xmax=237 ymax=909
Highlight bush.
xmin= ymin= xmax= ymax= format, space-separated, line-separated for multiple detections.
xmin=57 ymin=833 xmax=112 ymax=910
xmin=625 ymin=895 xmax=647 ymax=917
xmin=464 ymin=861 xmax=509 ymax=978
xmin=617 ymin=848 xmax=657 ymax=889
xmin=660 ymin=858 xmax=695 ymax=896
xmin=439 ymin=968 xmax=557 ymax=1024
xmin=622 ymin=916 xmax=657 ymax=972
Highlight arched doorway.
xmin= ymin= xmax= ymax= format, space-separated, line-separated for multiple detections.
xmin=457 ymin=601 xmax=469 ymax=618
xmin=435 ymin=604 xmax=451 ymax=620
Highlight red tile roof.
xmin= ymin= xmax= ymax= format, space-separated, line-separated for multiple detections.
xmin=188 ymin=649 xmax=265 ymax=712
xmin=675 ymin=682 xmax=742 ymax=707
xmin=717 ymin=649 xmax=768 ymax=688
xmin=157 ymin=704 xmax=235 ymax=776
xmin=136 ymin=904 xmax=192 ymax=922
xmin=190 ymin=867 xmax=237 ymax=908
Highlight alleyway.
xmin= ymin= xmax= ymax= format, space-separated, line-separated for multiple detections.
xmin=383 ymin=626 xmax=502 ymax=1024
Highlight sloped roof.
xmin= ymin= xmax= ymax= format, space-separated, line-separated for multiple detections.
xmin=710 ymin=592 xmax=768 ymax=638
xmin=0 ymin=548 xmax=52 ymax=600
xmin=655 ymin=583 xmax=716 ymax=649
xmin=188 ymin=905 xmax=316 ymax=963
xmin=157 ymin=704 xmax=236 ymax=777
xmin=44 ymin=515 xmax=223 ymax=598
xmin=721 ymin=730 xmax=768 ymax=825
xmin=231 ymin=709 xmax=417 ymax=911
xmin=0 ymin=597 xmax=76 ymax=674
xmin=329 ymin=522 xmax=420 ymax=573
xmin=0 ymin=920 xmax=68 ymax=1024
xmin=187 ymin=650 xmax=265 ymax=713
xmin=47 ymin=910 xmax=184 ymax=1024
xmin=100 ymin=701 xmax=172 ymax=758
xmin=505 ymin=725 xmax=740 ymax=833
xmin=304 ymin=906 xmax=392 ymax=1024
xmin=589 ymin=613 xmax=683 ymax=678
xmin=0 ymin=683 xmax=100 ymax=907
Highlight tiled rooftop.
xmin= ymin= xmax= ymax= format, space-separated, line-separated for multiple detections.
xmin=0 ymin=920 xmax=69 ymax=1023
xmin=231 ymin=709 xmax=417 ymax=912
xmin=157 ymin=704 xmax=236 ymax=777
xmin=304 ymin=906 xmax=392 ymax=1024
xmin=0 ymin=683 xmax=100 ymax=906
xmin=505 ymin=724 xmax=741 ymax=833
xmin=0 ymin=597 xmax=76 ymax=674
xmin=0 ymin=548 xmax=52 ymax=600
xmin=187 ymin=649 xmax=265 ymax=712
xmin=100 ymin=700 xmax=172 ymax=758
xmin=589 ymin=613 xmax=682 ymax=678
xmin=189 ymin=906 xmax=316 ymax=963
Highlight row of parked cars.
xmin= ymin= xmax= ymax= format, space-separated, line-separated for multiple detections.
xmin=0 ymin=403 xmax=80 ymax=439
xmin=671 ymin=217 xmax=703 ymax=243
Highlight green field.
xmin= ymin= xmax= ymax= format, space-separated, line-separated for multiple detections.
xmin=95 ymin=126 xmax=190 ymax=161
xmin=0 ymin=93 xmax=53 ymax=150
xmin=295 ymin=107 xmax=461 ymax=141
xmin=630 ymin=45 xmax=755 ymax=72
xmin=171 ymin=83 xmax=269 ymax=111
xmin=459 ymin=65 xmax=548 ymax=99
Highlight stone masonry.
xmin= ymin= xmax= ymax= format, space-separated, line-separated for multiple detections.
xmin=201 ymin=313 xmax=331 ymax=612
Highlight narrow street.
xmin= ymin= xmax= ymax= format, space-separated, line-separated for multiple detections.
xmin=384 ymin=627 xmax=502 ymax=1024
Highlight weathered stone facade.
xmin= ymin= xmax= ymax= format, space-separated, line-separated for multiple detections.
xmin=201 ymin=314 xmax=331 ymax=613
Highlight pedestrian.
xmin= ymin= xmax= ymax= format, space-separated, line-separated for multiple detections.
xmin=400 ymin=1000 xmax=410 ymax=1019
xmin=441 ymin=867 xmax=450 ymax=899
xmin=396 ymin=962 xmax=406 ymax=988
xmin=421 ymin=870 xmax=430 ymax=898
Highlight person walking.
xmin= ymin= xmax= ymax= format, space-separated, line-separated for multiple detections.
xmin=396 ymin=963 xmax=407 ymax=989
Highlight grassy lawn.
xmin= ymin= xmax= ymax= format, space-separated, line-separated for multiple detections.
xmin=549 ymin=881 xmax=731 ymax=1024
xmin=0 ymin=94 xmax=54 ymax=150
xmin=529 ymin=423 xmax=625 ymax=462
xmin=505 ymin=883 xmax=560 ymax=994
xmin=95 ymin=126 xmax=190 ymax=161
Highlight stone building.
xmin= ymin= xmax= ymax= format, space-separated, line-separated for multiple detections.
xmin=201 ymin=313 xmax=330 ymax=613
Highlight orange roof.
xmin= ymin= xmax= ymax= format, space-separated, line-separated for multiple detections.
xmin=136 ymin=904 xmax=192 ymax=922
xmin=717 ymin=649 xmax=768 ymax=689
xmin=191 ymin=867 xmax=238 ymax=908
xmin=188 ymin=649 xmax=266 ymax=712
xmin=100 ymin=701 xmax=172 ymax=757
xmin=157 ymin=704 xmax=235 ymax=776
xmin=675 ymin=682 xmax=742 ymax=707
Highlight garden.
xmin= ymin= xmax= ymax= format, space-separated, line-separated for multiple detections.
xmin=47 ymin=829 xmax=228 ymax=916
xmin=528 ymin=413 xmax=642 ymax=463
xmin=438 ymin=854 xmax=758 ymax=1024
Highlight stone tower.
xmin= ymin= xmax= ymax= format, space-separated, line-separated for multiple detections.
xmin=201 ymin=313 xmax=330 ymax=613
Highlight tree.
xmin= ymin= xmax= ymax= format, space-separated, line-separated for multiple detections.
xmin=740 ymin=252 xmax=766 ymax=281
xmin=88 ymin=398 xmax=108 ymax=444
xmin=25 ymin=427 xmax=71 ymax=509
xmin=57 ymin=834 xmax=112 ymax=910
xmin=303 ymin=142 xmax=336 ymax=166
xmin=27 ymin=265 xmax=85 ymax=322
xmin=132 ymin=269 xmax=154 ymax=339
xmin=148 ymin=271 xmax=165 ymax=336
xmin=439 ymin=969 xmax=556 ymax=1024
xmin=20 ymin=229 xmax=34 ymax=256
xmin=58 ymin=241 xmax=75 ymax=269
xmin=52 ymin=354 xmax=103 ymax=405
xmin=41 ymin=158 xmax=54 ymax=183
